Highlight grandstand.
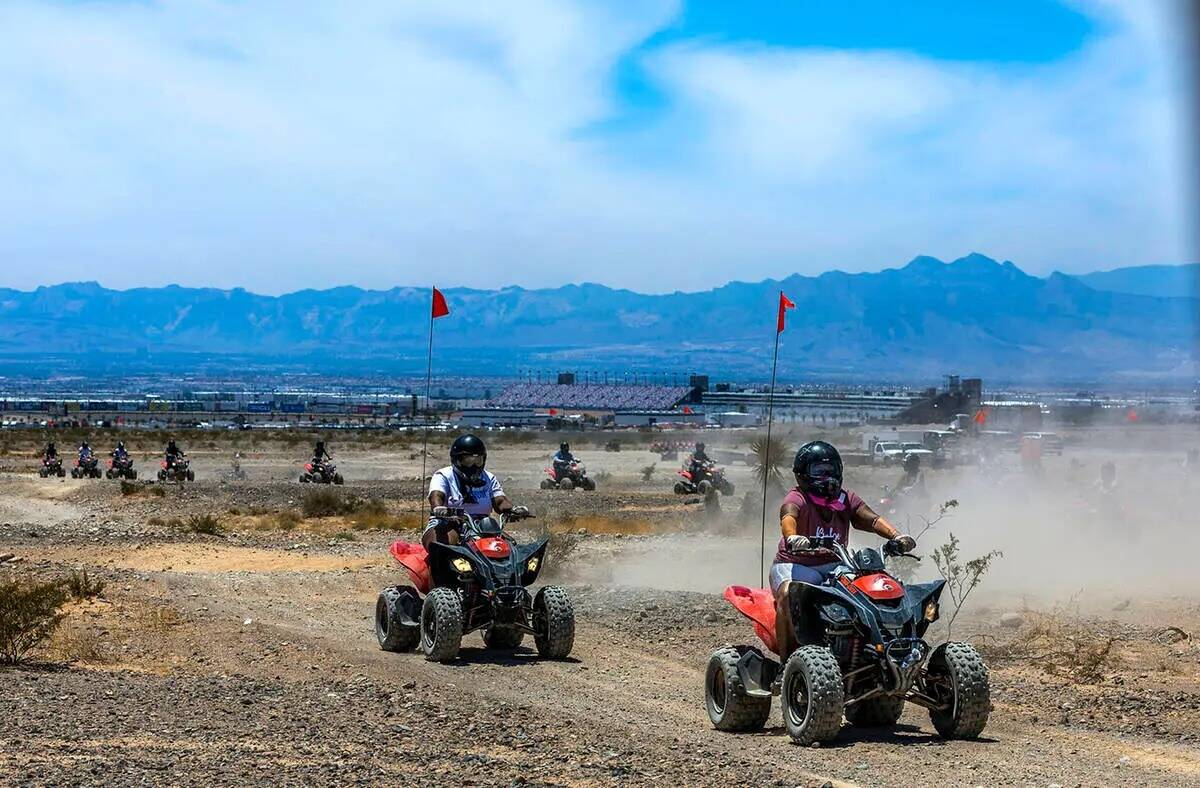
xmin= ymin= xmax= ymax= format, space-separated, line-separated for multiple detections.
xmin=490 ymin=383 xmax=694 ymax=412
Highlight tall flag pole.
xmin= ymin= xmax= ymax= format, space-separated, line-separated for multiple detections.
xmin=760 ymin=291 xmax=795 ymax=586
xmin=421 ymin=287 xmax=451 ymax=522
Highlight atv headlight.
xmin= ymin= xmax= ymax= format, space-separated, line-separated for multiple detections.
xmin=525 ymin=556 xmax=540 ymax=573
xmin=451 ymin=558 xmax=472 ymax=575
xmin=923 ymin=600 xmax=939 ymax=623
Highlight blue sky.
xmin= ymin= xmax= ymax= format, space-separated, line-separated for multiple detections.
xmin=0 ymin=0 xmax=1191 ymax=293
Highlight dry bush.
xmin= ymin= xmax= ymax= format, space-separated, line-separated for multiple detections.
xmin=0 ymin=577 xmax=70 ymax=664
xmin=51 ymin=621 xmax=111 ymax=664
xmin=275 ymin=510 xmax=302 ymax=530
xmin=640 ymin=463 xmax=656 ymax=482
xmin=301 ymin=487 xmax=349 ymax=517
xmin=977 ymin=610 xmax=1122 ymax=685
xmin=182 ymin=514 xmax=223 ymax=536
xmin=65 ymin=570 xmax=105 ymax=601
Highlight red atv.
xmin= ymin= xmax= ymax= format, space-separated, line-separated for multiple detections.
xmin=39 ymin=457 xmax=66 ymax=478
xmin=374 ymin=509 xmax=575 ymax=663
xmin=540 ymin=461 xmax=595 ymax=491
xmin=158 ymin=457 xmax=194 ymax=482
xmin=674 ymin=461 xmax=734 ymax=496
xmin=300 ymin=460 xmax=343 ymax=485
xmin=705 ymin=537 xmax=989 ymax=745
xmin=107 ymin=455 xmax=137 ymax=480
xmin=71 ymin=454 xmax=102 ymax=479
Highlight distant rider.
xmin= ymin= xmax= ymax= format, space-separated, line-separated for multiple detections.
xmin=44 ymin=442 xmax=58 ymax=460
xmin=1095 ymin=461 xmax=1117 ymax=494
xmin=424 ymin=434 xmax=526 ymax=549
xmin=552 ymin=441 xmax=576 ymax=480
xmin=78 ymin=441 xmax=93 ymax=461
xmin=312 ymin=440 xmax=332 ymax=474
xmin=771 ymin=441 xmax=915 ymax=659
xmin=688 ymin=441 xmax=711 ymax=483
xmin=165 ymin=439 xmax=185 ymax=469
xmin=111 ymin=441 xmax=129 ymax=461
xmin=896 ymin=452 xmax=925 ymax=496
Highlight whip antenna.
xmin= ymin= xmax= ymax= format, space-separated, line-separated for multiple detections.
xmin=421 ymin=287 xmax=451 ymax=522
xmin=760 ymin=290 xmax=794 ymax=586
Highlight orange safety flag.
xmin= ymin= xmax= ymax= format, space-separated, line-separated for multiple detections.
xmin=1126 ymin=408 xmax=1139 ymax=422
xmin=682 ymin=406 xmax=693 ymax=415
xmin=431 ymin=287 xmax=450 ymax=319
xmin=777 ymin=292 xmax=796 ymax=333
xmin=973 ymin=408 xmax=987 ymax=425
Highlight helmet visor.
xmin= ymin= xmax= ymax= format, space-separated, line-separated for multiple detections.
xmin=809 ymin=461 xmax=839 ymax=480
xmin=456 ymin=453 xmax=486 ymax=469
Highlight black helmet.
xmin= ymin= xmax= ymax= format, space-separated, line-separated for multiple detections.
xmin=696 ymin=442 xmax=706 ymax=451
xmin=560 ymin=442 xmax=570 ymax=453
xmin=116 ymin=441 xmax=125 ymax=450
xmin=168 ymin=439 xmax=177 ymax=449
xmin=793 ymin=440 xmax=843 ymax=500
xmin=81 ymin=440 xmax=90 ymax=449
xmin=316 ymin=440 xmax=325 ymax=449
xmin=450 ymin=434 xmax=488 ymax=486
xmin=47 ymin=442 xmax=55 ymax=450
xmin=902 ymin=452 xmax=921 ymax=472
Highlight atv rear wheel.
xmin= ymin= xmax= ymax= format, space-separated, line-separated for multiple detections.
xmin=560 ymin=477 xmax=575 ymax=491
xmin=845 ymin=694 xmax=905 ymax=727
xmin=780 ymin=646 xmax=845 ymax=745
xmin=673 ymin=481 xmax=688 ymax=495
xmin=927 ymin=642 xmax=990 ymax=739
xmin=540 ymin=479 xmax=552 ymax=490
xmin=533 ymin=586 xmax=575 ymax=659
xmin=420 ymin=587 xmax=463 ymax=662
xmin=705 ymin=646 xmax=771 ymax=731
xmin=482 ymin=625 xmax=525 ymax=650
xmin=300 ymin=474 xmax=309 ymax=483
xmin=375 ymin=586 xmax=420 ymax=652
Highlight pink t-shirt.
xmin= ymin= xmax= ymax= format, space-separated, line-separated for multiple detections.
xmin=774 ymin=487 xmax=867 ymax=566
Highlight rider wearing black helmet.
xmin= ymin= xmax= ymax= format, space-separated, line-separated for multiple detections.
xmin=112 ymin=441 xmax=128 ymax=460
xmin=44 ymin=441 xmax=58 ymax=460
xmin=78 ymin=440 xmax=92 ymax=461
xmin=552 ymin=441 xmax=576 ymax=480
xmin=688 ymin=441 xmax=711 ymax=485
xmin=165 ymin=439 xmax=185 ymax=468
xmin=424 ymin=434 xmax=525 ymax=549
xmin=771 ymin=440 xmax=916 ymax=658
xmin=897 ymin=452 xmax=926 ymax=496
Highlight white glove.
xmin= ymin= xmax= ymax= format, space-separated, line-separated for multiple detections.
xmin=785 ymin=535 xmax=811 ymax=552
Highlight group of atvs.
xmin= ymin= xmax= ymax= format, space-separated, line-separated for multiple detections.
xmin=38 ymin=441 xmax=194 ymax=482
xmin=373 ymin=437 xmax=989 ymax=747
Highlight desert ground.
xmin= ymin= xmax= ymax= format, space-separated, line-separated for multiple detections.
xmin=1 ymin=426 xmax=1198 ymax=787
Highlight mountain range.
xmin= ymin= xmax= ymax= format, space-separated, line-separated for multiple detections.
xmin=1 ymin=254 xmax=1195 ymax=382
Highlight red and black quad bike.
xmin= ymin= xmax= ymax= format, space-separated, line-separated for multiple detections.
xmin=39 ymin=457 xmax=66 ymax=478
xmin=107 ymin=455 xmax=137 ymax=480
xmin=300 ymin=460 xmax=343 ymax=485
xmin=375 ymin=509 xmax=575 ymax=663
xmin=540 ymin=461 xmax=595 ymax=491
xmin=674 ymin=461 xmax=735 ymax=497
xmin=71 ymin=454 xmax=102 ymax=479
xmin=158 ymin=457 xmax=194 ymax=483
xmin=705 ymin=537 xmax=990 ymax=745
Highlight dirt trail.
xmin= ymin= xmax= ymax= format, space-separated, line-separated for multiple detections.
xmin=3 ymin=441 xmax=1199 ymax=786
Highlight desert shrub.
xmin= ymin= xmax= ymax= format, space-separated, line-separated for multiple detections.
xmin=331 ymin=530 xmax=358 ymax=542
xmin=182 ymin=514 xmax=223 ymax=535
xmin=274 ymin=510 xmax=302 ymax=530
xmin=930 ymin=533 xmax=1002 ymax=640
xmin=640 ymin=463 xmax=656 ymax=482
xmin=149 ymin=485 xmax=165 ymax=497
xmin=65 ymin=570 xmax=105 ymax=601
xmin=120 ymin=480 xmax=138 ymax=496
xmin=592 ymin=470 xmax=613 ymax=485
xmin=0 ymin=577 xmax=70 ymax=664
xmin=302 ymin=488 xmax=346 ymax=517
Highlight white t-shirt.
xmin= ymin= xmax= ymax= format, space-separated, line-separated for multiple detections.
xmin=428 ymin=466 xmax=505 ymax=516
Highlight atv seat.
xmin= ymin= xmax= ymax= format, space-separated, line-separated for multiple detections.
xmin=389 ymin=541 xmax=431 ymax=594
xmin=723 ymin=585 xmax=778 ymax=655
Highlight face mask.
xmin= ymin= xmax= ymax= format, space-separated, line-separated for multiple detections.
xmin=807 ymin=491 xmax=846 ymax=511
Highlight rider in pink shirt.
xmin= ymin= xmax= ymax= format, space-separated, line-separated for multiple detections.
xmin=772 ymin=441 xmax=917 ymax=658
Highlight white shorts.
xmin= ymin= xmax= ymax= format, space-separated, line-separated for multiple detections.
xmin=769 ymin=561 xmax=840 ymax=594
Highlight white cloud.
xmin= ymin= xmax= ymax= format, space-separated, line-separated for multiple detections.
xmin=0 ymin=0 xmax=1190 ymax=293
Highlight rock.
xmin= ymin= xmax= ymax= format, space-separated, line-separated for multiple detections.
xmin=998 ymin=612 xmax=1024 ymax=629
xmin=0 ymin=553 xmax=13 ymax=563
xmin=702 ymin=611 xmax=719 ymax=623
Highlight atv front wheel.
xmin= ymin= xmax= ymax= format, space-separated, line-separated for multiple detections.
xmin=482 ymin=625 xmax=524 ymax=650
xmin=780 ymin=646 xmax=844 ymax=745
xmin=129 ymin=470 xmax=137 ymax=480
xmin=705 ymin=646 xmax=771 ymax=731
xmin=420 ymin=587 xmax=463 ymax=662
xmin=334 ymin=474 xmax=344 ymax=485
xmin=845 ymin=694 xmax=905 ymax=727
xmin=582 ymin=478 xmax=596 ymax=491
xmin=186 ymin=470 xmax=195 ymax=482
xmin=560 ymin=477 xmax=575 ymax=491
xmin=533 ymin=586 xmax=575 ymax=659
xmin=926 ymin=642 xmax=990 ymax=739
xmin=697 ymin=480 xmax=712 ymax=495
xmin=720 ymin=480 xmax=735 ymax=496
xmin=376 ymin=586 xmax=420 ymax=652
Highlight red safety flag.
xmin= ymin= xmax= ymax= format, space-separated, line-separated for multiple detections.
xmin=973 ymin=408 xmax=987 ymax=425
xmin=431 ymin=287 xmax=450 ymax=319
xmin=777 ymin=292 xmax=795 ymax=333
xmin=1126 ymin=408 xmax=1139 ymax=423
xmin=682 ymin=406 xmax=693 ymax=415
xmin=548 ymin=408 xmax=558 ymax=416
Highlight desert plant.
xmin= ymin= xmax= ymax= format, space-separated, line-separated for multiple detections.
xmin=0 ymin=577 xmax=70 ymax=664
xmin=302 ymin=487 xmax=346 ymax=517
xmin=182 ymin=514 xmax=223 ymax=536
xmin=119 ymin=480 xmax=138 ymax=496
xmin=930 ymin=532 xmax=1002 ymax=640
xmin=640 ymin=463 xmax=656 ymax=482
xmin=274 ymin=510 xmax=302 ymax=530
xmin=748 ymin=434 xmax=788 ymax=492
xmin=65 ymin=570 xmax=105 ymax=601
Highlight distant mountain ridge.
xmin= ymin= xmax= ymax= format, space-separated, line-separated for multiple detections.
xmin=1073 ymin=263 xmax=1198 ymax=299
xmin=2 ymin=254 xmax=1194 ymax=382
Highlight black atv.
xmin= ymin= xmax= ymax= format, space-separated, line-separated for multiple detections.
xmin=540 ymin=460 xmax=595 ymax=491
xmin=71 ymin=455 xmax=102 ymax=479
xmin=706 ymin=537 xmax=990 ymax=745
xmin=39 ymin=457 xmax=66 ymax=478
xmin=375 ymin=509 xmax=575 ymax=663
xmin=107 ymin=455 xmax=137 ymax=480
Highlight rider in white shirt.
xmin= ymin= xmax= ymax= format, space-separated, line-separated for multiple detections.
xmin=424 ymin=434 xmax=526 ymax=549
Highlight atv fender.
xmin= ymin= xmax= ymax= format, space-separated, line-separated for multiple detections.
xmin=735 ymin=646 xmax=779 ymax=698
xmin=389 ymin=541 xmax=432 ymax=594
xmin=516 ymin=538 xmax=550 ymax=585
xmin=390 ymin=585 xmax=423 ymax=627
xmin=723 ymin=586 xmax=779 ymax=655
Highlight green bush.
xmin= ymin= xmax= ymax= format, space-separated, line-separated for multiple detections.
xmin=182 ymin=514 xmax=223 ymax=535
xmin=65 ymin=570 xmax=105 ymax=601
xmin=0 ymin=577 xmax=69 ymax=664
